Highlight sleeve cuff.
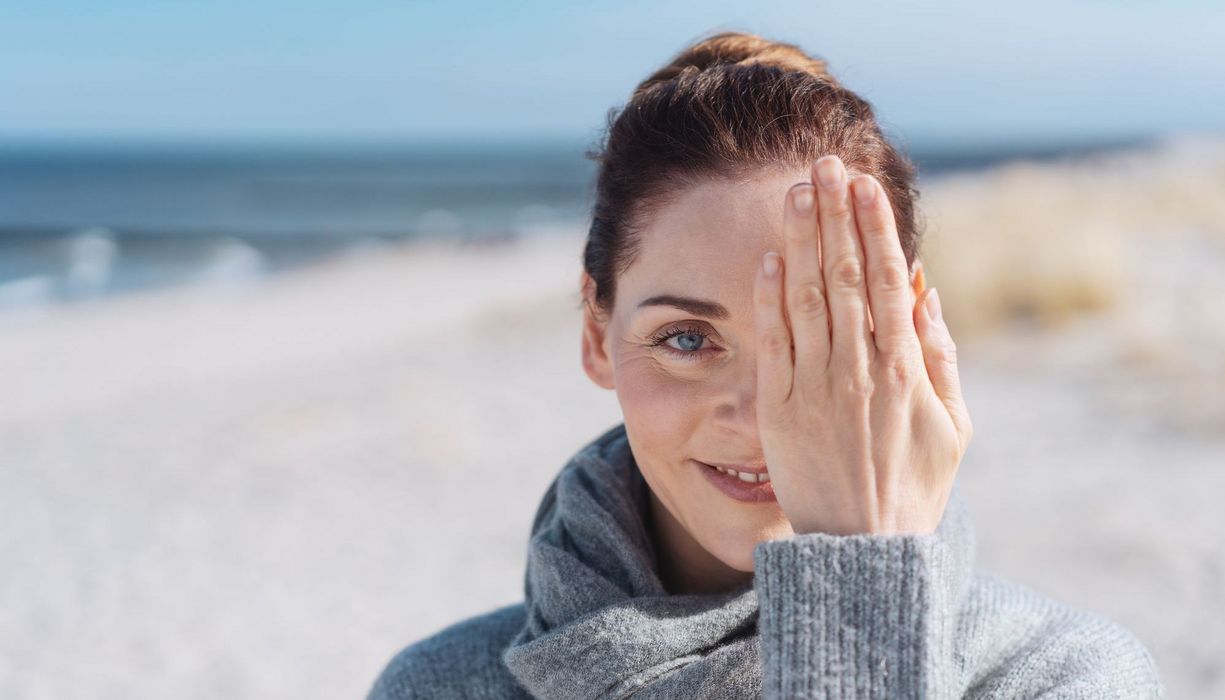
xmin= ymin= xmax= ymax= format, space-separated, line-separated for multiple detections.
xmin=753 ymin=530 xmax=959 ymax=699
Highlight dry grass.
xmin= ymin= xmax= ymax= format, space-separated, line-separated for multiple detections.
xmin=917 ymin=133 xmax=1225 ymax=340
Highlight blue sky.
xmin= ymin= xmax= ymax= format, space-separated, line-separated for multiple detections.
xmin=1 ymin=0 xmax=1222 ymax=144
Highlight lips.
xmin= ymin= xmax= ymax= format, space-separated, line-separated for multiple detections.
xmin=694 ymin=460 xmax=777 ymax=503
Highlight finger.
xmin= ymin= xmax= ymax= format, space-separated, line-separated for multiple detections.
xmin=756 ymin=251 xmax=795 ymax=410
xmin=916 ymin=287 xmax=974 ymax=453
xmin=782 ymin=181 xmax=831 ymax=376
xmin=851 ymin=173 xmax=922 ymax=359
xmin=814 ymin=155 xmax=873 ymax=370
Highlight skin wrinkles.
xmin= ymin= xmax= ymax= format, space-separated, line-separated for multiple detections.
xmin=580 ymin=167 xmax=927 ymax=596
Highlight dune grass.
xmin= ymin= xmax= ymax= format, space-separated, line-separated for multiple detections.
xmin=916 ymin=134 xmax=1225 ymax=340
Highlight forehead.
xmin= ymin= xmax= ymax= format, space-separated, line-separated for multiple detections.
xmin=620 ymin=168 xmax=806 ymax=311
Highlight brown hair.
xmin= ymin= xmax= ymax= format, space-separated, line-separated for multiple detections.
xmin=580 ymin=30 xmax=922 ymax=320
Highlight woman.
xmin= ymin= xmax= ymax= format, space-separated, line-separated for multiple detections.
xmin=368 ymin=31 xmax=1164 ymax=698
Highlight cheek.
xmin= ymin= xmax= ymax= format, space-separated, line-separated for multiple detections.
xmin=613 ymin=356 xmax=711 ymax=460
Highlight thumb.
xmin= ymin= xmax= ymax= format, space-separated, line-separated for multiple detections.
xmin=916 ymin=287 xmax=973 ymax=452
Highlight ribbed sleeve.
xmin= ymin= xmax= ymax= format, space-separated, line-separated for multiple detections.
xmin=753 ymin=530 xmax=961 ymax=699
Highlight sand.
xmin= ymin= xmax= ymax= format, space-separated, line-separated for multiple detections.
xmin=2 ymin=143 xmax=1222 ymax=698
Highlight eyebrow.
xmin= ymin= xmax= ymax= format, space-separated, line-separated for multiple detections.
xmin=636 ymin=294 xmax=731 ymax=320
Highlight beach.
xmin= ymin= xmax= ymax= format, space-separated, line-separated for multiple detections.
xmin=2 ymin=136 xmax=1223 ymax=698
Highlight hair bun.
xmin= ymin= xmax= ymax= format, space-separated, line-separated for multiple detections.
xmin=637 ymin=31 xmax=835 ymax=96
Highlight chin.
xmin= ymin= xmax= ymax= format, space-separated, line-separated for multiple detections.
xmin=701 ymin=520 xmax=781 ymax=573
xmin=717 ymin=547 xmax=757 ymax=574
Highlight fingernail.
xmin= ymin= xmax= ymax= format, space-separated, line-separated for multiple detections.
xmin=816 ymin=156 xmax=843 ymax=191
xmin=853 ymin=176 xmax=877 ymax=206
xmin=925 ymin=288 xmax=942 ymax=324
xmin=792 ymin=185 xmax=813 ymax=214
xmin=762 ymin=252 xmax=780 ymax=277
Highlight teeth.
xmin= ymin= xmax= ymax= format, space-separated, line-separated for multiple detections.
xmin=712 ymin=464 xmax=770 ymax=483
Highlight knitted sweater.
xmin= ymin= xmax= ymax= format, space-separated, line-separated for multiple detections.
xmin=367 ymin=423 xmax=1164 ymax=699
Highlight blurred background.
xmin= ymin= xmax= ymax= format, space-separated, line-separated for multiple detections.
xmin=1 ymin=1 xmax=1222 ymax=698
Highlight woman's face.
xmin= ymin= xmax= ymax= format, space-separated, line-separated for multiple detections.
xmin=580 ymin=167 xmax=813 ymax=577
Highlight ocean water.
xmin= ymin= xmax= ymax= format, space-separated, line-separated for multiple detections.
xmin=0 ymin=135 xmax=1155 ymax=311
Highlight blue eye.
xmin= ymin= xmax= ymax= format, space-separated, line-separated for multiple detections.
xmin=647 ymin=324 xmax=715 ymax=360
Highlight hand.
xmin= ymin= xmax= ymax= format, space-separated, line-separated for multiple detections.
xmin=753 ymin=155 xmax=973 ymax=535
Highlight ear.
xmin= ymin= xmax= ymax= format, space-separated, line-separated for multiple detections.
xmin=580 ymin=270 xmax=616 ymax=390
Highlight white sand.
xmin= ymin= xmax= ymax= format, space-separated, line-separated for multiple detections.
xmin=2 ymin=168 xmax=1222 ymax=698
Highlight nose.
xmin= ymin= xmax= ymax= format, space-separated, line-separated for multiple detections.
xmin=712 ymin=359 xmax=762 ymax=439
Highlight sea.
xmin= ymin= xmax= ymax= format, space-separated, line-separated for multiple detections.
xmin=0 ymin=134 xmax=1157 ymax=311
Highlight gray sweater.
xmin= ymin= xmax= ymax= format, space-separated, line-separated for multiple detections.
xmin=367 ymin=423 xmax=1164 ymax=699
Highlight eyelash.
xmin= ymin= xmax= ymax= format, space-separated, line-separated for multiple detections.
xmin=647 ymin=323 xmax=716 ymax=360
